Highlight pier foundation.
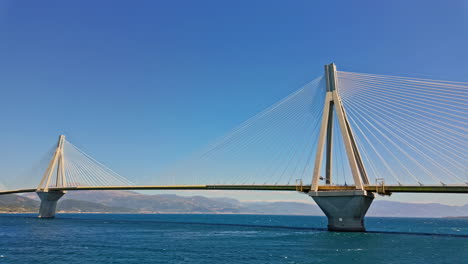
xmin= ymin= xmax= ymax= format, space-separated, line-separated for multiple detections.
xmin=309 ymin=190 xmax=374 ymax=232
xmin=37 ymin=191 xmax=65 ymax=218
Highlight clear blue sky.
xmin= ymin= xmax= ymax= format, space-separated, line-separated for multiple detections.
xmin=0 ymin=0 xmax=467 ymax=204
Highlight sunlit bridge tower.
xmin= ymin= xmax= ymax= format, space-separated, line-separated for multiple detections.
xmin=36 ymin=135 xmax=67 ymax=218
xmin=309 ymin=63 xmax=374 ymax=232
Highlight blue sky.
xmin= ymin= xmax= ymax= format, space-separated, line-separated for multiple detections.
xmin=0 ymin=0 xmax=467 ymax=205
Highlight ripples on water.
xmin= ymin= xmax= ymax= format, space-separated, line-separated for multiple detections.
xmin=0 ymin=214 xmax=467 ymax=263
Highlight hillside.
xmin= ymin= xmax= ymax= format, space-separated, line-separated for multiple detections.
xmin=0 ymin=191 xmax=465 ymax=217
xmin=57 ymin=199 xmax=138 ymax=213
xmin=0 ymin=194 xmax=39 ymax=212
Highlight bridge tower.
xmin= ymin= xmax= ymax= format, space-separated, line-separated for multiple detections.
xmin=309 ymin=63 xmax=374 ymax=231
xmin=36 ymin=135 xmax=67 ymax=218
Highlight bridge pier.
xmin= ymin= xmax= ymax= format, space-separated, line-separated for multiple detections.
xmin=309 ymin=190 xmax=374 ymax=232
xmin=37 ymin=191 xmax=65 ymax=218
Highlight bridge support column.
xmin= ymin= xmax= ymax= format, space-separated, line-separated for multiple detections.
xmin=309 ymin=190 xmax=374 ymax=232
xmin=37 ymin=191 xmax=65 ymax=218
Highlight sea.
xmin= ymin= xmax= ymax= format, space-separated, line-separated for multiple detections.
xmin=0 ymin=214 xmax=467 ymax=264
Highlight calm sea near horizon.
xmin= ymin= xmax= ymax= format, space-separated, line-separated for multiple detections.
xmin=0 ymin=214 xmax=467 ymax=264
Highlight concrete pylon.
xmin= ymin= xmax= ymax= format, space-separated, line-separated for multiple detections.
xmin=36 ymin=135 xmax=67 ymax=218
xmin=37 ymin=191 xmax=65 ymax=218
xmin=309 ymin=64 xmax=373 ymax=232
xmin=309 ymin=191 xmax=374 ymax=231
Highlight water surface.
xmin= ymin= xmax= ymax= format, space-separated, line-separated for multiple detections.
xmin=0 ymin=214 xmax=467 ymax=263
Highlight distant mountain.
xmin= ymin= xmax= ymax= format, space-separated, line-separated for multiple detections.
xmin=242 ymin=201 xmax=323 ymax=215
xmin=0 ymin=194 xmax=39 ymax=212
xmin=63 ymin=191 xmax=244 ymax=213
xmin=0 ymin=194 xmax=138 ymax=213
xmin=57 ymin=199 xmax=138 ymax=213
xmin=6 ymin=191 xmax=468 ymax=218
xmin=367 ymin=200 xmax=468 ymax=218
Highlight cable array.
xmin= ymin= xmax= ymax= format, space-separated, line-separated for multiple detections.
xmin=55 ymin=140 xmax=134 ymax=187
xmin=158 ymin=76 xmax=327 ymax=185
xmin=337 ymin=71 xmax=468 ymax=185
xmin=8 ymin=69 xmax=466 ymax=190
xmin=1 ymin=144 xmax=56 ymax=190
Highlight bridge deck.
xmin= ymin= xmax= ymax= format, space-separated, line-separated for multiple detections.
xmin=1 ymin=185 xmax=467 ymax=195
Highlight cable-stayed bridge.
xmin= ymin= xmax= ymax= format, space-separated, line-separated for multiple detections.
xmin=1 ymin=63 xmax=467 ymax=232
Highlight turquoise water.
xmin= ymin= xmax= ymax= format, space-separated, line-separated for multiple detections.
xmin=0 ymin=214 xmax=467 ymax=263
